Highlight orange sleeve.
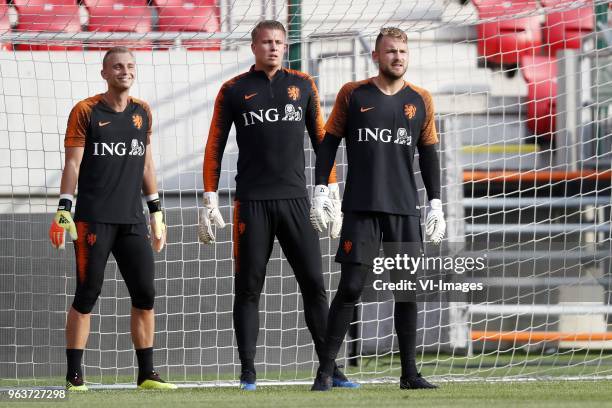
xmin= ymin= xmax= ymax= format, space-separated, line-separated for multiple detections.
xmin=324 ymin=82 xmax=358 ymax=139
xmin=203 ymin=82 xmax=233 ymax=192
xmin=64 ymin=101 xmax=92 ymax=148
xmin=305 ymin=77 xmax=337 ymax=184
xmin=415 ymin=88 xmax=439 ymax=146
xmin=143 ymin=102 xmax=153 ymax=145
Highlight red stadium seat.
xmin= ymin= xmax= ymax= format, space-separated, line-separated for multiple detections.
xmin=541 ymin=0 xmax=593 ymax=57
xmin=520 ymin=55 xmax=558 ymax=138
xmin=153 ymin=0 xmax=220 ymax=50
xmin=0 ymin=3 xmax=12 ymax=51
xmin=83 ymin=0 xmax=152 ymax=50
xmin=13 ymin=0 xmax=82 ymax=51
xmin=472 ymin=0 xmax=542 ymax=66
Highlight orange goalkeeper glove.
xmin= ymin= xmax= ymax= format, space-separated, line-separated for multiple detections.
xmin=49 ymin=195 xmax=77 ymax=250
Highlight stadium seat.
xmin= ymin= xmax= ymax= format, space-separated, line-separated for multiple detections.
xmin=153 ymin=0 xmax=221 ymax=50
xmin=0 ymin=3 xmax=12 ymax=51
xmin=541 ymin=0 xmax=593 ymax=57
xmin=83 ymin=0 xmax=152 ymax=50
xmin=13 ymin=0 xmax=82 ymax=51
xmin=472 ymin=0 xmax=542 ymax=67
xmin=520 ymin=55 xmax=558 ymax=138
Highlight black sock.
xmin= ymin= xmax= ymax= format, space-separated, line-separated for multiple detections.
xmin=401 ymin=359 xmax=419 ymax=379
xmin=241 ymin=359 xmax=255 ymax=374
xmin=322 ymin=262 xmax=369 ymax=377
xmin=136 ymin=347 xmax=154 ymax=382
xmin=320 ymin=359 xmax=335 ymax=377
xmin=395 ymin=301 xmax=418 ymax=379
xmin=66 ymin=349 xmax=84 ymax=379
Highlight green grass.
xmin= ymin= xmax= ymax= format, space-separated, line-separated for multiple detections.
xmin=4 ymin=352 xmax=612 ymax=407
xmin=3 ymin=351 xmax=612 ymax=388
xmin=5 ymin=382 xmax=612 ymax=408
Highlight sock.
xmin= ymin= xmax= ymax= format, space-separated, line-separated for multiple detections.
xmin=395 ymin=301 xmax=418 ymax=379
xmin=66 ymin=349 xmax=84 ymax=380
xmin=136 ymin=347 xmax=154 ymax=383
xmin=401 ymin=359 xmax=419 ymax=379
xmin=241 ymin=359 xmax=255 ymax=374
xmin=319 ymin=358 xmax=335 ymax=377
xmin=322 ymin=262 xmax=369 ymax=377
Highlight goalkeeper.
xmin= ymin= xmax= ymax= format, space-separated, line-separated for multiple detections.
xmin=310 ymin=27 xmax=444 ymax=391
xmin=49 ymin=47 xmax=176 ymax=391
xmin=200 ymin=20 xmax=354 ymax=391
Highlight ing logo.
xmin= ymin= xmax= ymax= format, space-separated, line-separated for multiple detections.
xmin=343 ymin=240 xmax=352 ymax=254
xmin=86 ymin=233 xmax=96 ymax=246
xmin=238 ymin=222 xmax=246 ymax=235
xmin=132 ymin=114 xmax=143 ymax=130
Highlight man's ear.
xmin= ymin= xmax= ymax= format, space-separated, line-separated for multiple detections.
xmin=372 ymin=50 xmax=379 ymax=64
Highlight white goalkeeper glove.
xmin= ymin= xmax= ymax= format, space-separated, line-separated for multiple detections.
xmin=425 ymin=198 xmax=446 ymax=245
xmin=198 ymin=192 xmax=226 ymax=244
xmin=328 ymin=183 xmax=343 ymax=239
xmin=49 ymin=195 xmax=78 ymax=250
xmin=310 ymin=185 xmax=335 ymax=233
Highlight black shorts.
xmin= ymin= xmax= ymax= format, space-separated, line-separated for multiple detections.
xmin=72 ymin=222 xmax=155 ymax=313
xmin=335 ymin=211 xmax=423 ymax=266
xmin=232 ymin=197 xmax=322 ymax=278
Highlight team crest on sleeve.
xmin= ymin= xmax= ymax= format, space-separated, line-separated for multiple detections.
xmin=132 ymin=114 xmax=143 ymax=130
xmin=343 ymin=240 xmax=352 ymax=254
xmin=404 ymin=104 xmax=417 ymax=119
xmin=287 ymin=86 xmax=300 ymax=101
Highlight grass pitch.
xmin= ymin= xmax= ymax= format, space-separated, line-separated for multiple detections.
xmin=7 ymin=381 xmax=612 ymax=408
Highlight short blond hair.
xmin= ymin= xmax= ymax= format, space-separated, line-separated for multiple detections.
xmin=251 ymin=20 xmax=287 ymax=42
xmin=102 ymin=46 xmax=134 ymax=67
xmin=375 ymin=27 xmax=408 ymax=50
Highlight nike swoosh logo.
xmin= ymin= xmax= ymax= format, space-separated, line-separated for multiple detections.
xmin=360 ymin=107 xmax=375 ymax=112
xmin=244 ymin=93 xmax=257 ymax=100
xmin=98 ymin=121 xmax=111 ymax=127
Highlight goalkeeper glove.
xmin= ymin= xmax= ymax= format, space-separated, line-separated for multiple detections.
xmin=328 ymin=183 xmax=343 ymax=239
xmin=425 ymin=199 xmax=446 ymax=245
xmin=49 ymin=195 xmax=77 ymax=250
xmin=198 ymin=192 xmax=226 ymax=244
xmin=147 ymin=194 xmax=166 ymax=253
xmin=310 ymin=185 xmax=335 ymax=233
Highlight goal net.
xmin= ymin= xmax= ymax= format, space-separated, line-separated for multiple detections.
xmin=0 ymin=0 xmax=611 ymax=387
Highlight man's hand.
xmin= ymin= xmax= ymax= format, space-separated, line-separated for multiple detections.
xmin=425 ymin=199 xmax=446 ymax=245
xmin=310 ymin=185 xmax=335 ymax=233
xmin=49 ymin=197 xmax=77 ymax=250
xmin=328 ymin=183 xmax=343 ymax=239
xmin=146 ymin=194 xmax=166 ymax=252
xmin=150 ymin=211 xmax=166 ymax=252
xmin=198 ymin=192 xmax=226 ymax=244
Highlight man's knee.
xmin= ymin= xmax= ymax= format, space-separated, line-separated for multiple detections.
xmin=336 ymin=279 xmax=364 ymax=304
xmin=72 ymin=288 xmax=101 ymax=314
xmin=130 ymin=286 xmax=155 ymax=310
xmin=234 ymin=288 xmax=261 ymax=304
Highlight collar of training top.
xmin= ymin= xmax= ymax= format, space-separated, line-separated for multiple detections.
xmin=248 ymin=65 xmax=289 ymax=82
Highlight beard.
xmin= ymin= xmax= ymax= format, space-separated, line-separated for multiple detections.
xmin=379 ymin=62 xmax=407 ymax=81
